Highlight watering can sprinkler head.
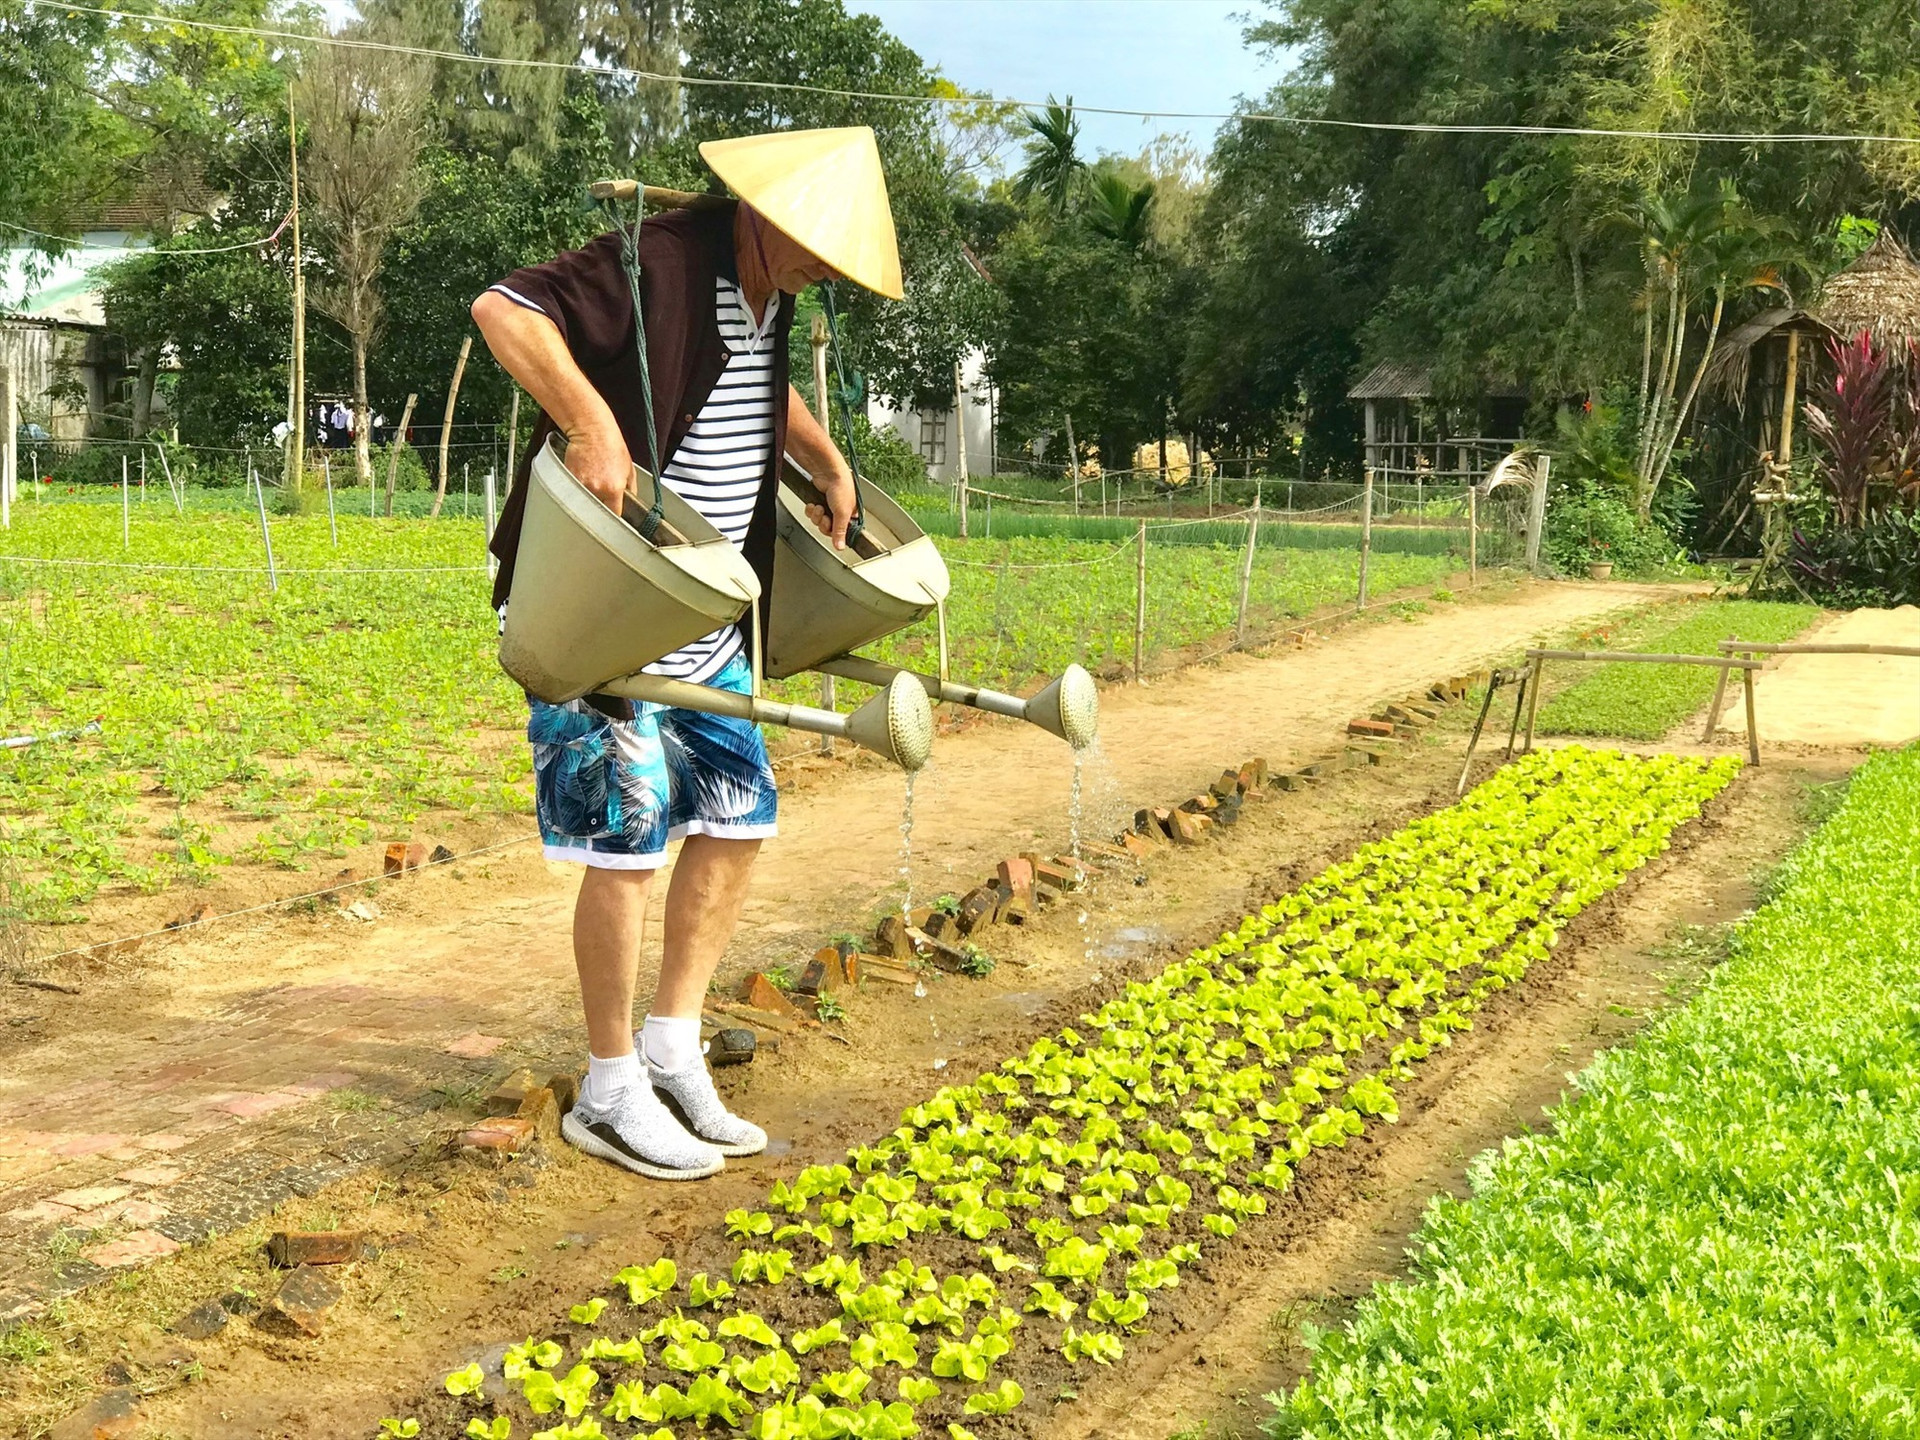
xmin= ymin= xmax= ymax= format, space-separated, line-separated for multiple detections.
xmin=845 ymin=670 xmax=935 ymax=773
xmin=1025 ymin=664 xmax=1100 ymax=751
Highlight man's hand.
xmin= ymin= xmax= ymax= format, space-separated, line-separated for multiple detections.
xmin=564 ymin=426 xmax=635 ymax=513
xmin=805 ymin=466 xmax=858 ymax=550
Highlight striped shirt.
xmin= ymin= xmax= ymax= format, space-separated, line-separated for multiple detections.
xmin=489 ymin=274 xmax=778 ymax=685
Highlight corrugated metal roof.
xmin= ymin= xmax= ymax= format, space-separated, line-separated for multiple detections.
xmin=1348 ymin=360 xmax=1528 ymax=401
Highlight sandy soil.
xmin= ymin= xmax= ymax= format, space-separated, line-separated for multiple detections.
xmin=1709 ymin=605 xmax=1920 ymax=748
xmin=1 ymin=576 xmax=1711 ymax=1439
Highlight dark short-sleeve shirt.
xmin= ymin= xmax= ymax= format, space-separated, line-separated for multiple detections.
xmin=484 ymin=204 xmax=796 ymax=646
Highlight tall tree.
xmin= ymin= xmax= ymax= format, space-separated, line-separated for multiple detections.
xmin=295 ymin=23 xmax=434 ymax=487
xmin=1012 ymin=98 xmax=1084 ymax=214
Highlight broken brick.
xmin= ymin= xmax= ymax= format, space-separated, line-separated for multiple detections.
xmin=995 ymin=857 xmax=1035 ymax=893
xmin=1274 ymin=773 xmax=1310 ymax=791
xmin=163 ymin=904 xmax=211 ymax=932
xmin=454 ymin=1116 xmax=535 ymax=1155
xmin=737 ymin=973 xmax=802 ymax=1018
xmin=485 ymin=1068 xmax=542 ymax=1117
xmin=169 ymin=1299 xmax=229 ymax=1340
xmin=709 ymin=1028 xmax=757 ymax=1066
xmin=256 ymin=1265 xmax=343 ymax=1338
xmin=429 ymin=844 xmax=455 ymax=865
xmin=855 ymin=954 xmax=919 ymax=984
xmin=797 ymin=948 xmax=848 ymax=996
xmin=1348 ymin=717 xmax=1395 ymax=737
xmin=924 ymin=910 xmax=957 ymax=942
xmin=267 ymin=1230 xmax=365 ymax=1268
xmin=546 ymin=1070 xmax=580 ymax=1115
xmin=382 ymin=842 xmax=408 ymax=877
xmin=1120 ymin=831 xmax=1157 ymax=861
xmin=1034 ymin=860 xmax=1082 ymax=890
xmin=1210 ymin=769 xmax=1244 ymax=800
xmin=82 ymin=1229 xmax=181 ymax=1268
xmin=1182 ymin=793 xmax=1219 ymax=813
xmin=48 ymin=1386 xmax=141 ymax=1440
xmin=873 ymin=914 xmax=914 ymax=961
xmin=516 ymin=1087 xmax=561 ymax=1142
xmin=953 ymin=887 xmax=999 ymax=937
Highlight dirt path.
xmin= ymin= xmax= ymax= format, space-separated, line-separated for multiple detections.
xmin=0 ymin=577 xmax=1697 ymax=1434
xmin=1710 ymin=604 xmax=1920 ymax=748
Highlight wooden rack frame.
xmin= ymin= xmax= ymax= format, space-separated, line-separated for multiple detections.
xmin=1519 ymin=648 xmax=1764 ymax=765
xmin=1700 ymin=637 xmax=1920 ymax=742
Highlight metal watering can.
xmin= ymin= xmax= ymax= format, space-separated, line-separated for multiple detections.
xmin=495 ymin=179 xmax=1099 ymax=771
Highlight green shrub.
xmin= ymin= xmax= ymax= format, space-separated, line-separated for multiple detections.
xmin=1788 ymin=509 xmax=1920 ymax=607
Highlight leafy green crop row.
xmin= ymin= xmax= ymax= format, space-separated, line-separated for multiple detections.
xmin=0 ymin=507 xmax=1449 ymax=925
xmin=387 ymin=747 xmax=1738 ymax=1440
xmin=1272 ymin=742 xmax=1920 ymax=1437
xmin=1534 ymin=598 xmax=1817 ymax=739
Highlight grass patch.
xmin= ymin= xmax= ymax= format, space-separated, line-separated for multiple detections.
xmin=1273 ymin=742 xmax=1920 ymax=1435
xmin=1535 ymin=599 xmax=1818 ymax=738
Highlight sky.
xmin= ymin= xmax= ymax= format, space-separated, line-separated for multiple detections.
xmin=857 ymin=0 xmax=1286 ymax=160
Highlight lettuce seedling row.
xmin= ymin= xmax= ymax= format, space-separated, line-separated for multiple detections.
xmin=389 ymin=747 xmax=1738 ymax=1440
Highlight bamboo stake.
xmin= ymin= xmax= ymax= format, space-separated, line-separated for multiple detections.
xmin=1234 ymin=498 xmax=1260 ymax=647
xmin=386 ymin=391 xmax=418 ymax=517
xmin=1742 ymin=665 xmax=1761 ymax=767
xmin=430 ymin=337 xmax=472 ymax=518
xmin=1357 ymin=467 xmax=1374 ymax=608
xmin=1065 ymin=411 xmax=1078 ymax=513
xmin=1701 ymin=633 xmax=1737 ymax=741
xmin=121 ymin=456 xmax=129 ymax=547
xmin=324 ymin=454 xmax=337 ymax=546
xmin=252 ymin=464 xmax=278 ymax=592
xmin=1133 ymin=518 xmax=1147 ymax=684
xmin=1521 ymin=652 xmax=1545 ymax=752
xmin=1467 ymin=484 xmax=1478 ymax=586
xmin=285 ymin=84 xmax=306 ymax=496
xmin=0 ymin=362 xmax=13 ymax=530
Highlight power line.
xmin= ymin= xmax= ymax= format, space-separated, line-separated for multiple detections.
xmin=32 ymin=0 xmax=1920 ymax=148
xmin=0 ymin=211 xmax=294 ymax=254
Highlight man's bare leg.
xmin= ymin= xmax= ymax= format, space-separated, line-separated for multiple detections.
xmin=642 ymin=834 xmax=769 ymax=1156
xmin=655 ymin=835 xmax=763 ymax=1017
xmin=573 ymin=866 xmax=654 ymax=1058
xmin=563 ymin=864 xmax=725 ymax=1179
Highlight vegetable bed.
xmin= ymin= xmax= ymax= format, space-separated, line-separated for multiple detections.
xmin=1273 ymin=742 xmax=1920 ymax=1437
xmin=395 ymin=747 xmax=1739 ymax=1440
xmin=1534 ymin=598 xmax=1817 ymax=739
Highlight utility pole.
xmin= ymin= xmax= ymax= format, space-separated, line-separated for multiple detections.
xmin=284 ymin=84 xmax=306 ymax=495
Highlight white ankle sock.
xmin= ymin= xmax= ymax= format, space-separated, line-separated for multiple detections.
xmin=582 ymin=1050 xmax=641 ymax=1113
xmin=641 ymin=1014 xmax=703 ymax=1075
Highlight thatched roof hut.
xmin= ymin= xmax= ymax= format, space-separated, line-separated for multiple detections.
xmin=1809 ymin=228 xmax=1920 ymax=351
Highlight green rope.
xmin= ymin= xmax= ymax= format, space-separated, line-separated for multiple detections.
xmin=819 ymin=282 xmax=867 ymax=546
xmin=602 ymin=191 xmax=667 ymax=542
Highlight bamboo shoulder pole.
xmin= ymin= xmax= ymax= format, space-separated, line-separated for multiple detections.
xmin=429 ymin=337 xmax=473 ymax=518
xmin=812 ymin=315 xmax=836 ymax=754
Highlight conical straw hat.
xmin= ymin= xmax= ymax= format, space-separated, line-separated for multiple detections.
xmin=699 ymin=127 xmax=904 ymax=301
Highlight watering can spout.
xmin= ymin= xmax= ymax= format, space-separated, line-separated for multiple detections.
xmin=815 ymin=658 xmax=1100 ymax=751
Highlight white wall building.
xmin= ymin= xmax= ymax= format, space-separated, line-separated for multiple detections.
xmin=868 ymin=346 xmax=996 ymax=484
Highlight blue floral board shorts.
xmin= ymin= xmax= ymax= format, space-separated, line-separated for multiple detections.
xmin=528 ymin=653 xmax=777 ymax=869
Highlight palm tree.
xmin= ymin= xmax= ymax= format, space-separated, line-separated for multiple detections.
xmin=1013 ymin=96 xmax=1083 ymax=213
xmin=1087 ymin=173 xmax=1155 ymax=251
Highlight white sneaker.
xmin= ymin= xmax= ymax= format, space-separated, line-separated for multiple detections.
xmin=649 ymin=1061 xmax=769 ymax=1158
xmin=560 ymin=1084 xmax=725 ymax=1180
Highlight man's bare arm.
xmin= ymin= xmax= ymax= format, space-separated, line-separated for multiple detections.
xmin=785 ymin=383 xmax=858 ymax=550
xmin=470 ymin=290 xmax=631 ymax=510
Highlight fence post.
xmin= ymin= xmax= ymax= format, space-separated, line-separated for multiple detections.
xmin=954 ymin=361 xmax=969 ymax=540
xmin=0 ymin=362 xmax=14 ymax=529
xmin=1524 ymin=454 xmax=1550 ymax=572
xmin=1234 ymin=497 xmax=1261 ymax=648
xmin=1357 ymin=467 xmax=1374 ymax=608
xmin=1467 ymin=484 xmax=1478 ymax=587
xmin=122 ymin=455 xmax=130 ymax=548
xmin=140 ymin=450 xmax=147 ymax=503
xmin=324 ymin=454 xmax=337 ymax=546
xmin=252 ymin=464 xmax=279 ymax=592
xmin=1065 ymin=411 xmax=1078 ymax=513
xmin=387 ymin=391 xmax=418 ymax=518
xmin=431 ymin=335 xmax=473 ymax=518
xmin=154 ymin=441 xmax=181 ymax=514
xmin=463 ymin=460 xmax=470 ymax=519
xmin=1133 ymin=518 xmax=1148 ymax=684
xmin=484 ymin=468 xmax=498 ymax=581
